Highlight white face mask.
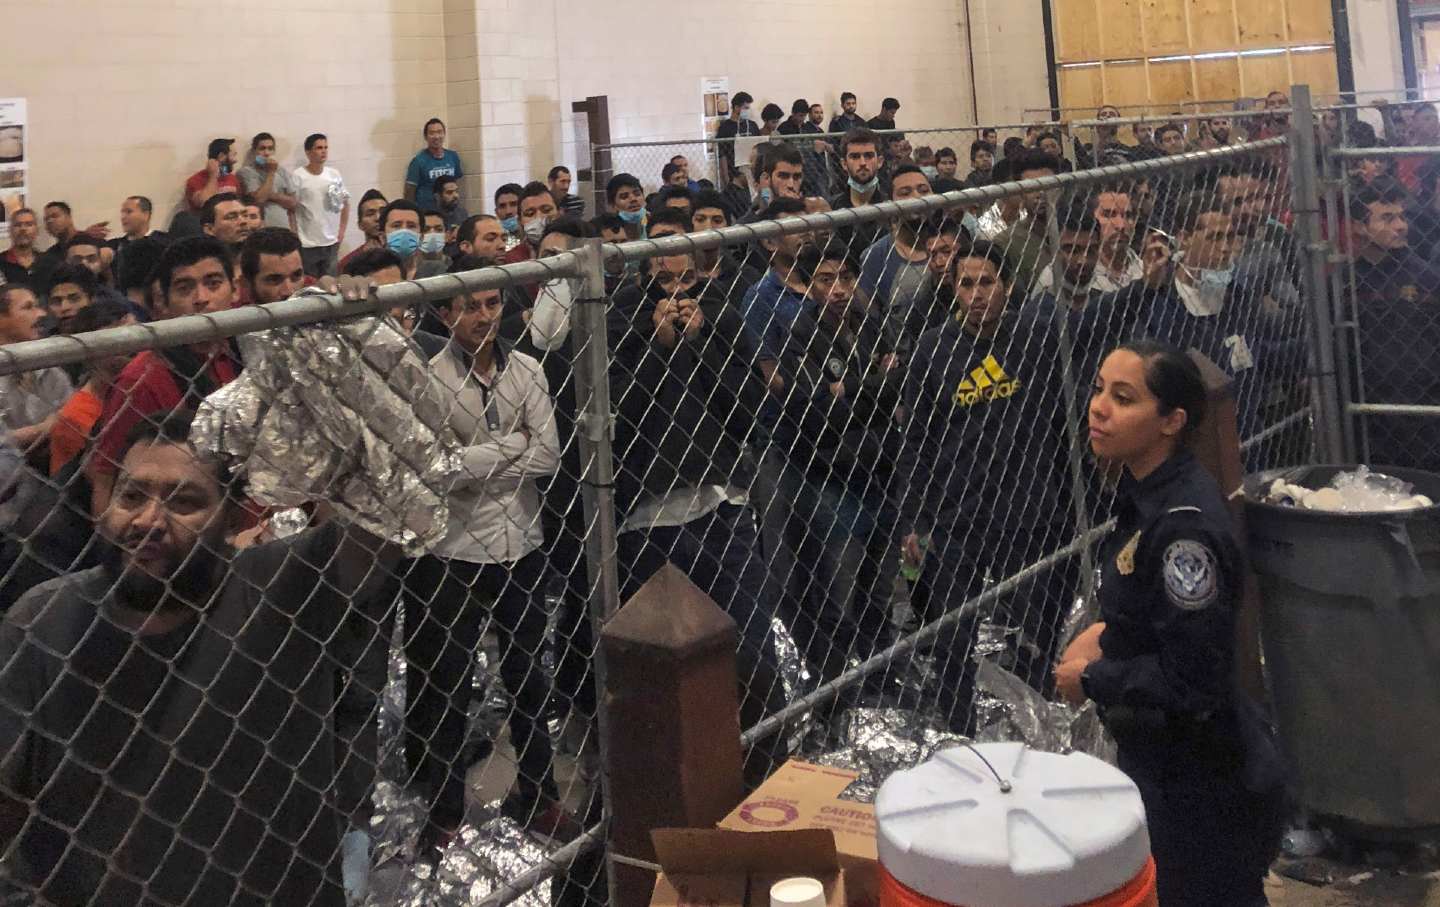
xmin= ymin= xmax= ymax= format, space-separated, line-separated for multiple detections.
xmin=1176 ymin=261 xmax=1233 ymax=316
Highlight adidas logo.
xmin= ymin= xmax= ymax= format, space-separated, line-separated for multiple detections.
xmin=953 ymin=354 xmax=1022 ymax=406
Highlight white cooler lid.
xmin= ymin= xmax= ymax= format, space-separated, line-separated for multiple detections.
xmin=875 ymin=743 xmax=1149 ymax=907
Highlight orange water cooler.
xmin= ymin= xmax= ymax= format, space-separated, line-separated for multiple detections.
xmin=875 ymin=742 xmax=1158 ymax=907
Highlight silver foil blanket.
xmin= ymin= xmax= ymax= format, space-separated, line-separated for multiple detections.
xmin=190 ymin=316 xmax=462 ymax=554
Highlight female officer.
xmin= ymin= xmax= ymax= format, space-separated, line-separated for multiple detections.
xmin=1056 ymin=339 xmax=1283 ymax=906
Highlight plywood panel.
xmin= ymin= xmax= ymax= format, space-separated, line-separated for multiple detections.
xmin=1240 ymin=51 xmax=1292 ymax=96
xmin=1237 ymin=2 xmax=1287 ymax=48
xmin=1055 ymin=0 xmax=1104 ymax=62
xmin=1286 ymin=0 xmax=1336 ymax=43
xmin=1186 ymin=0 xmax=1239 ymax=51
xmin=1098 ymin=0 xmax=1147 ymax=58
xmin=1148 ymin=60 xmax=1198 ymax=110
xmin=1290 ymin=48 xmax=1340 ymax=95
xmin=1059 ymin=65 xmax=1106 ymax=114
xmin=1142 ymin=0 xmax=1190 ymax=53
xmin=1104 ymin=61 xmax=1152 ymax=109
xmin=1194 ymin=56 xmax=1242 ymax=100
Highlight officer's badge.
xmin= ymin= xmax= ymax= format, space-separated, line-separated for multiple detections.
xmin=1162 ymin=540 xmax=1219 ymax=610
xmin=828 ymin=357 xmax=845 ymax=379
xmin=1115 ymin=531 xmax=1141 ymax=575
xmin=1400 ymin=285 xmax=1420 ymax=303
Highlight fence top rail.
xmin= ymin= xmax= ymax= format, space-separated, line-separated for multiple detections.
xmin=0 ymin=138 xmax=1284 ymax=377
xmin=597 ymin=109 xmax=1284 ymax=152
xmin=593 ymin=138 xmax=1283 ymax=265
xmin=0 ymin=254 xmax=584 ymax=377
xmin=1329 ymin=144 xmax=1440 ymax=158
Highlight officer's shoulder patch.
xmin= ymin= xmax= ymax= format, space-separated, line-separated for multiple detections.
xmin=1162 ymin=539 xmax=1219 ymax=611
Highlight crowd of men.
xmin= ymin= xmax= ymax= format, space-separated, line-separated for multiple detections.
xmin=0 ymin=88 xmax=1437 ymax=904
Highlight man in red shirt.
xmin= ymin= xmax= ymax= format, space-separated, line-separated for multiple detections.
xmin=90 ymin=236 xmax=240 ymax=512
xmin=185 ymin=138 xmax=242 ymax=212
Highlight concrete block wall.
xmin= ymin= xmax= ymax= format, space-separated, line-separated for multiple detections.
xmin=35 ymin=0 xmax=1413 ymax=250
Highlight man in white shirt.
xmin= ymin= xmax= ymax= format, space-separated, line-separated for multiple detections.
xmin=292 ymin=133 xmax=350 ymax=277
xmin=404 ymin=288 xmax=578 ymax=854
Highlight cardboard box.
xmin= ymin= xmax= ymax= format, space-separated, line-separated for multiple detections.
xmin=649 ymin=828 xmax=846 ymax=907
xmin=718 ymin=762 xmax=879 ymax=907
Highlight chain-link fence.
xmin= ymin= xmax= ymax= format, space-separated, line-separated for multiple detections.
xmin=0 ymin=119 xmax=1319 ymax=907
xmin=1321 ymin=106 xmax=1440 ymax=471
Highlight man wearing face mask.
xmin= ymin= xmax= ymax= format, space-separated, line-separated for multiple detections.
xmin=237 ymin=133 xmax=299 ymax=230
xmin=415 ymin=209 xmax=451 ymax=278
xmin=502 ymin=182 xmax=560 ymax=274
xmin=715 ymin=91 xmax=761 ymax=187
xmin=606 ymin=173 xmax=648 ymax=238
xmin=376 ymin=199 xmax=427 ymax=278
xmin=185 ymin=138 xmax=242 ymax=212
xmin=829 ymin=128 xmax=889 ymax=253
xmin=857 ymin=164 xmax=935 ymax=309
xmin=494 ymin=183 xmax=524 ymax=252
xmin=1125 ymin=192 xmax=1279 ymax=443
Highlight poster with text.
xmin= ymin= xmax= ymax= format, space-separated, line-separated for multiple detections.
xmin=0 ymin=99 xmax=26 ymax=244
xmin=700 ymin=77 xmax=730 ymax=168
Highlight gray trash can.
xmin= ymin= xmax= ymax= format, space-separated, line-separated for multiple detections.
xmin=1244 ymin=465 xmax=1440 ymax=836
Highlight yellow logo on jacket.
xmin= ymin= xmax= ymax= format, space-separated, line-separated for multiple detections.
xmin=954 ymin=354 xmax=1022 ymax=407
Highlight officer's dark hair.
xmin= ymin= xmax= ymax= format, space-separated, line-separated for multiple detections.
xmin=240 ymin=227 xmax=303 ymax=282
xmin=1115 ymin=339 xmax=1207 ymax=442
xmin=646 ymin=208 xmax=691 ymax=236
xmin=794 ymin=241 xmax=861 ymax=285
xmin=1349 ymin=177 xmax=1409 ymax=225
xmin=116 ymin=408 xmax=243 ymax=502
xmin=343 ymin=247 xmax=407 ymax=279
xmin=950 ymin=239 xmax=1013 ymax=287
xmin=606 ymin=173 xmax=643 ymax=204
xmin=842 ymin=127 xmax=881 ymax=154
xmin=690 ymin=189 xmax=733 ymax=225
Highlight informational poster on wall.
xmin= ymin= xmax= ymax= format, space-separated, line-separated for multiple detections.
xmin=700 ymin=77 xmax=730 ymax=163
xmin=0 ymin=98 xmax=26 ymax=243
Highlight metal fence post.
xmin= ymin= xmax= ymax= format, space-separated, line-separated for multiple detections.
xmin=1041 ymin=192 xmax=1099 ymax=610
xmin=1289 ymin=84 xmax=1347 ymax=464
xmin=567 ymin=236 xmax=622 ymax=905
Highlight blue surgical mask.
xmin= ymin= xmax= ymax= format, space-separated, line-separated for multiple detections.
xmin=921 ymin=165 xmax=939 ymax=181
xmin=848 ymin=176 xmax=879 ymax=194
xmin=739 ymin=108 xmax=752 ymax=121
xmin=500 ymin=215 xmax=519 ymax=233
xmin=757 ymin=187 xmax=773 ymax=206
xmin=618 ymin=208 xmax=645 ymax=225
xmin=1199 ymin=264 xmax=1233 ymax=289
xmin=219 ymin=163 xmax=231 ymax=177
xmin=386 ymin=228 xmax=420 ymax=258
xmin=420 ymin=232 xmax=447 ymax=254
xmin=253 ymin=154 xmax=268 ymax=167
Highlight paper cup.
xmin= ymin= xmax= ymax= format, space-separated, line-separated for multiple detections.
xmin=771 ymin=876 xmax=826 ymax=907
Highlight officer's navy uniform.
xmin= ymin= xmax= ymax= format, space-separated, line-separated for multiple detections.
xmin=1083 ymin=450 xmax=1284 ymax=906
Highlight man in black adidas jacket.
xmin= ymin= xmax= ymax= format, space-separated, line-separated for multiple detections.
xmin=607 ymin=250 xmax=787 ymax=781
xmin=894 ymin=240 xmax=1075 ymax=734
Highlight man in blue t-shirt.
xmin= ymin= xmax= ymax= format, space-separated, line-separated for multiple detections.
xmin=405 ymin=117 xmax=463 ymax=210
